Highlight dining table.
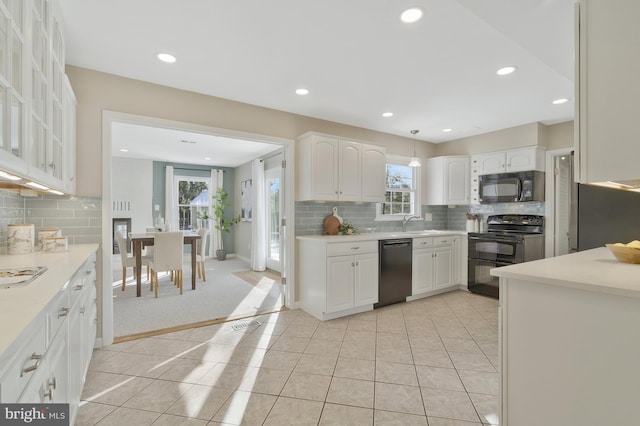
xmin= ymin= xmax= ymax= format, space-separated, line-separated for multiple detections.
xmin=129 ymin=231 xmax=201 ymax=297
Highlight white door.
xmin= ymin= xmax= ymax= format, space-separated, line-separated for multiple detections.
xmin=265 ymin=166 xmax=282 ymax=272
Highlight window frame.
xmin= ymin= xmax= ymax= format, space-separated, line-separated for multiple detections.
xmin=174 ymin=175 xmax=211 ymax=231
xmin=375 ymin=154 xmax=422 ymax=222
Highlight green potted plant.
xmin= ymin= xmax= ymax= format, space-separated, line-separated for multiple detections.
xmin=212 ymin=187 xmax=240 ymax=260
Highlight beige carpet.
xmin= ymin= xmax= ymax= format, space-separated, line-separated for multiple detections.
xmin=112 ymin=256 xmax=283 ymax=338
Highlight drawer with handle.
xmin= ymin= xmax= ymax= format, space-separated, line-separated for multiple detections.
xmin=412 ymin=237 xmax=433 ymax=249
xmin=326 ymin=240 xmax=378 ymax=257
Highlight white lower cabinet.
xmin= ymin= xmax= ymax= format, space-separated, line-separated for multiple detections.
xmin=299 ymin=239 xmax=378 ymax=320
xmin=411 ymin=236 xmax=455 ymax=298
xmin=0 ymin=247 xmax=97 ymax=425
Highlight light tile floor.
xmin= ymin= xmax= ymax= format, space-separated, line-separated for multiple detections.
xmin=78 ymin=290 xmax=499 ymax=425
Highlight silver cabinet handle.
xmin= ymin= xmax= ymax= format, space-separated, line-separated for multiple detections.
xmin=350 ymin=246 xmax=360 ymax=250
xmin=58 ymin=307 xmax=70 ymax=318
xmin=74 ymin=284 xmax=83 ymax=291
xmin=44 ymin=377 xmax=56 ymax=401
xmin=21 ymin=353 xmax=42 ymax=377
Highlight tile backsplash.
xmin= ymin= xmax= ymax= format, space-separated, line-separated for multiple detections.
xmin=295 ymin=201 xmax=545 ymax=236
xmin=0 ymin=189 xmax=102 ymax=251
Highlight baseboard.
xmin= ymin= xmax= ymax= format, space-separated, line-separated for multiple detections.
xmin=94 ymin=337 xmax=104 ymax=348
xmin=235 ymin=254 xmax=250 ymax=263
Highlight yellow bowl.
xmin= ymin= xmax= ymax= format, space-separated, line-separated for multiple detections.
xmin=606 ymin=244 xmax=640 ymax=264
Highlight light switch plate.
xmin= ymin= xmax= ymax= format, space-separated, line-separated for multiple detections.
xmin=154 ymin=204 xmax=160 ymax=211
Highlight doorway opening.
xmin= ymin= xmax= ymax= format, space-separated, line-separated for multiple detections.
xmin=545 ymin=148 xmax=574 ymax=257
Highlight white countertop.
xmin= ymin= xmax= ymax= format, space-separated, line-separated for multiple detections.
xmin=296 ymin=230 xmax=466 ymax=242
xmin=491 ymin=247 xmax=640 ymax=299
xmin=0 ymin=244 xmax=99 ymax=356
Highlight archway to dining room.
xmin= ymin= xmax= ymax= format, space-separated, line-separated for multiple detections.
xmin=101 ymin=111 xmax=296 ymax=344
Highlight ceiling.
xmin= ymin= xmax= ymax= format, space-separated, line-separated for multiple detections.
xmin=60 ymin=0 xmax=575 ymax=163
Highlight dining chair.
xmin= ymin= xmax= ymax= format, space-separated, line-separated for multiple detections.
xmin=149 ymin=231 xmax=184 ymax=298
xmin=116 ymin=230 xmax=150 ymax=291
xmin=196 ymin=227 xmax=209 ymax=281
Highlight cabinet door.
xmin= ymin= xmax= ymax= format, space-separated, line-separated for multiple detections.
xmin=412 ymin=249 xmax=434 ymax=295
xmin=361 ymin=144 xmax=386 ymax=202
xmin=445 ymin=157 xmax=470 ymax=204
xmin=354 ymin=252 xmax=378 ymax=306
xmin=476 ymin=152 xmax=506 ymax=174
xmin=311 ymin=136 xmax=339 ymax=200
xmin=326 ymin=255 xmax=355 ymax=313
xmin=433 ymin=245 xmax=453 ymax=290
xmin=338 ymin=141 xmax=361 ymax=201
xmin=506 ymin=147 xmax=540 ymax=172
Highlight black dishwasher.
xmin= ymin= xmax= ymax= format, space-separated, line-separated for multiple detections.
xmin=375 ymin=239 xmax=412 ymax=308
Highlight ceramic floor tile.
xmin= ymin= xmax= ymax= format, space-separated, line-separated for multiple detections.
xmin=304 ymin=338 xmax=342 ymax=357
xmin=294 ymin=353 xmax=338 ymax=376
xmin=334 ymin=357 xmax=376 ymax=381
xmin=320 ymin=403 xmax=373 ymax=425
xmin=411 ymin=349 xmax=454 ymax=368
xmin=326 ymin=377 xmax=375 ymax=409
xmin=270 ymin=336 xmax=310 ymax=353
xmin=312 ymin=325 xmax=347 ymax=341
xmin=281 ymin=324 xmax=318 ymax=339
xmin=75 ymin=401 xmax=116 ymax=426
xmin=280 ymin=372 xmax=332 ymax=401
xmin=347 ymin=318 xmax=378 ymax=332
xmin=91 ymin=406 xmax=160 ymax=426
xmin=258 ymin=350 xmax=301 ymax=371
xmin=211 ymin=390 xmax=277 ymax=425
xmin=165 ymin=384 xmax=234 ymax=420
xmin=441 ymin=338 xmax=483 ymax=354
xmin=81 ymin=372 xmax=154 ymax=406
xmin=179 ymin=342 xmax=235 ymax=363
xmin=407 ymin=335 xmax=446 ymax=352
xmin=221 ymin=347 xmax=267 ymax=367
xmin=421 ymin=387 xmax=480 ymax=423
xmin=374 ymin=409 xmax=428 ymax=425
xmin=237 ymin=366 xmax=291 ymax=395
xmin=196 ymin=363 xmax=251 ymax=389
xmin=316 ymin=316 xmax=350 ymax=330
xmin=374 ymin=382 xmax=425 ymax=416
xmin=427 ymin=417 xmax=482 ymax=426
xmin=119 ymin=353 xmax=179 ymax=378
xmin=122 ymin=378 xmax=193 ymax=413
xmin=468 ymin=393 xmax=500 ymax=425
xmin=375 ymin=346 xmax=414 ymax=364
xmin=448 ymin=352 xmax=496 ymax=373
xmin=415 ymin=365 xmax=465 ymax=391
xmin=375 ymin=361 xmax=418 ymax=386
xmin=151 ymin=414 xmax=210 ymax=426
xmin=457 ymin=370 xmax=499 ymax=395
xmin=158 ymin=359 xmax=217 ymax=384
xmin=340 ymin=340 xmax=377 ymax=361
xmin=263 ymin=396 xmax=324 ymax=426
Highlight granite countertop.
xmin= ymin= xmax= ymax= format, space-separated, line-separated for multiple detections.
xmin=296 ymin=230 xmax=466 ymax=242
xmin=491 ymin=247 xmax=640 ymax=299
xmin=0 ymin=244 xmax=99 ymax=356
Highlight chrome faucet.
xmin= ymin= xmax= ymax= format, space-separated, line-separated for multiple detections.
xmin=402 ymin=214 xmax=420 ymax=232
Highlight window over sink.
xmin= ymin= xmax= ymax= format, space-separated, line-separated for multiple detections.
xmin=376 ymin=155 xmax=421 ymax=221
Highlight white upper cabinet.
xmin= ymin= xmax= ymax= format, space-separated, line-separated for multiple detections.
xmin=0 ymin=1 xmax=28 ymax=176
xmin=506 ymin=146 xmax=546 ymax=172
xmin=425 ymin=156 xmax=470 ymax=205
xmin=575 ymin=0 xmax=640 ymax=184
xmin=473 ymin=152 xmax=505 ymax=175
xmin=0 ymin=0 xmax=75 ymax=193
xmin=297 ymin=132 xmax=386 ymax=202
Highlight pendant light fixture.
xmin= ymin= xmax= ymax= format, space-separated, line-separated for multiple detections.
xmin=408 ymin=129 xmax=422 ymax=167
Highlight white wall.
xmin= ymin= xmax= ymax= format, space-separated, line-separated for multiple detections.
xmin=111 ymin=157 xmax=153 ymax=233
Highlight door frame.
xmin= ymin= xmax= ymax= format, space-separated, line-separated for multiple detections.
xmin=100 ymin=110 xmax=296 ymax=346
xmin=265 ymin=165 xmax=283 ymax=272
xmin=544 ymin=147 xmax=574 ymax=258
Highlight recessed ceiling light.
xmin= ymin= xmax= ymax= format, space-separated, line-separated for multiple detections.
xmin=400 ymin=7 xmax=424 ymax=23
xmin=157 ymin=53 xmax=176 ymax=63
xmin=120 ymin=149 xmax=129 ymax=152
xmin=204 ymin=157 xmax=211 ymax=161
xmin=552 ymin=98 xmax=569 ymax=105
xmin=442 ymin=128 xmax=453 ymax=132
xmin=295 ymin=88 xmax=309 ymax=95
xmin=496 ymin=66 xmax=517 ymax=76
xmin=382 ymin=112 xmax=394 ymax=118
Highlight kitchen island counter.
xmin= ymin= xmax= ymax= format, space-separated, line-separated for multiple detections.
xmin=493 ymin=246 xmax=640 ymax=426
xmin=491 ymin=246 xmax=640 ymax=299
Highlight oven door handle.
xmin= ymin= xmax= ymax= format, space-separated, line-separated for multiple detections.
xmin=469 ymin=236 xmax=521 ymax=244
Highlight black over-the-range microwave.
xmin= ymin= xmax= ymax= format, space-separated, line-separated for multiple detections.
xmin=478 ymin=170 xmax=545 ymax=203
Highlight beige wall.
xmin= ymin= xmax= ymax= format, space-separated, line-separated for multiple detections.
xmin=234 ymin=161 xmax=252 ymax=260
xmin=433 ymin=121 xmax=574 ymax=157
xmin=67 ymin=66 xmax=433 ymax=196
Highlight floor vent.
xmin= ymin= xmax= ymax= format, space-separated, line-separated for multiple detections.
xmin=231 ymin=320 xmax=262 ymax=331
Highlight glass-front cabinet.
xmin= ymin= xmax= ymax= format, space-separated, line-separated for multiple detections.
xmin=0 ymin=0 xmax=27 ymax=175
xmin=0 ymin=0 xmax=76 ymax=193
